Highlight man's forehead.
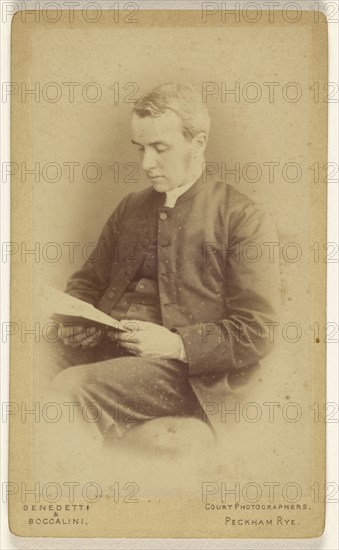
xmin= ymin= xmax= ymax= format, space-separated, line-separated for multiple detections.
xmin=131 ymin=110 xmax=183 ymax=140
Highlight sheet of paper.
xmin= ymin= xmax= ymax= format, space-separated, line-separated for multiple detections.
xmin=42 ymin=285 xmax=127 ymax=331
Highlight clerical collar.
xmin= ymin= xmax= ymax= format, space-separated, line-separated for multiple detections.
xmin=164 ymin=176 xmax=200 ymax=208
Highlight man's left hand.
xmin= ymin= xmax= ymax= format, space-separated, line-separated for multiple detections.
xmin=107 ymin=320 xmax=186 ymax=361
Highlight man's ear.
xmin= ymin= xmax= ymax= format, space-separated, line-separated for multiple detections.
xmin=193 ymin=131 xmax=208 ymax=154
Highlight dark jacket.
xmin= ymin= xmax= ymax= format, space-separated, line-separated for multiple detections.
xmin=66 ymin=175 xmax=281 ymax=423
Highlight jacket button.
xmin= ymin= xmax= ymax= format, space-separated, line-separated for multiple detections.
xmin=159 ymin=212 xmax=168 ymax=220
xmin=107 ymin=290 xmax=115 ymax=299
xmin=130 ymin=305 xmax=139 ymax=312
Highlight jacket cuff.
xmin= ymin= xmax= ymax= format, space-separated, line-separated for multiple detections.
xmin=175 ymin=323 xmax=236 ymax=376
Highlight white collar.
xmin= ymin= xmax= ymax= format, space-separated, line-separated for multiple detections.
xmin=164 ymin=178 xmax=198 ymax=208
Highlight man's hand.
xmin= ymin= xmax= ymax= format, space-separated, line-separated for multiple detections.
xmin=107 ymin=320 xmax=186 ymax=361
xmin=59 ymin=323 xmax=103 ymax=349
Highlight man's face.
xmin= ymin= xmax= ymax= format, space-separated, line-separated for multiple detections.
xmin=131 ymin=110 xmax=200 ymax=193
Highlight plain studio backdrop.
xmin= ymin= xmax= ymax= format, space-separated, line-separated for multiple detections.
xmin=10 ymin=10 xmax=326 ymax=503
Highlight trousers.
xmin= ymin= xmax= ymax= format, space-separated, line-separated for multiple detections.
xmin=36 ymin=332 xmax=205 ymax=439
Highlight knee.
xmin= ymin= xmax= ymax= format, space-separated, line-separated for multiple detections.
xmin=120 ymin=417 xmax=215 ymax=457
xmin=51 ymin=365 xmax=94 ymax=401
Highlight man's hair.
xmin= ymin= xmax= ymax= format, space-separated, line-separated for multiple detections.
xmin=133 ymin=83 xmax=210 ymax=141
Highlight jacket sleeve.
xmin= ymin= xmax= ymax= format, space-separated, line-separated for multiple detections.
xmin=64 ymin=194 xmax=130 ymax=306
xmin=175 ymin=202 xmax=281 ymax=377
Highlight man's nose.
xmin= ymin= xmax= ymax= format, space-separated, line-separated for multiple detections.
xmin=141 ymin=148 xmax=157 ymax=172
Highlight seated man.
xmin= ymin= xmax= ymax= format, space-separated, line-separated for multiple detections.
xmin=42 ymin=83 xmax=280 ymax=471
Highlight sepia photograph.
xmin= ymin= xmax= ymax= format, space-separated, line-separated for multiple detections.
xmin=5 ymin=2 xmax=331 ymax=541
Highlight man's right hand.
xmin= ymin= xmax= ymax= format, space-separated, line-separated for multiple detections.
xmin=59 ymin=323 xmax=103 ymax=349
